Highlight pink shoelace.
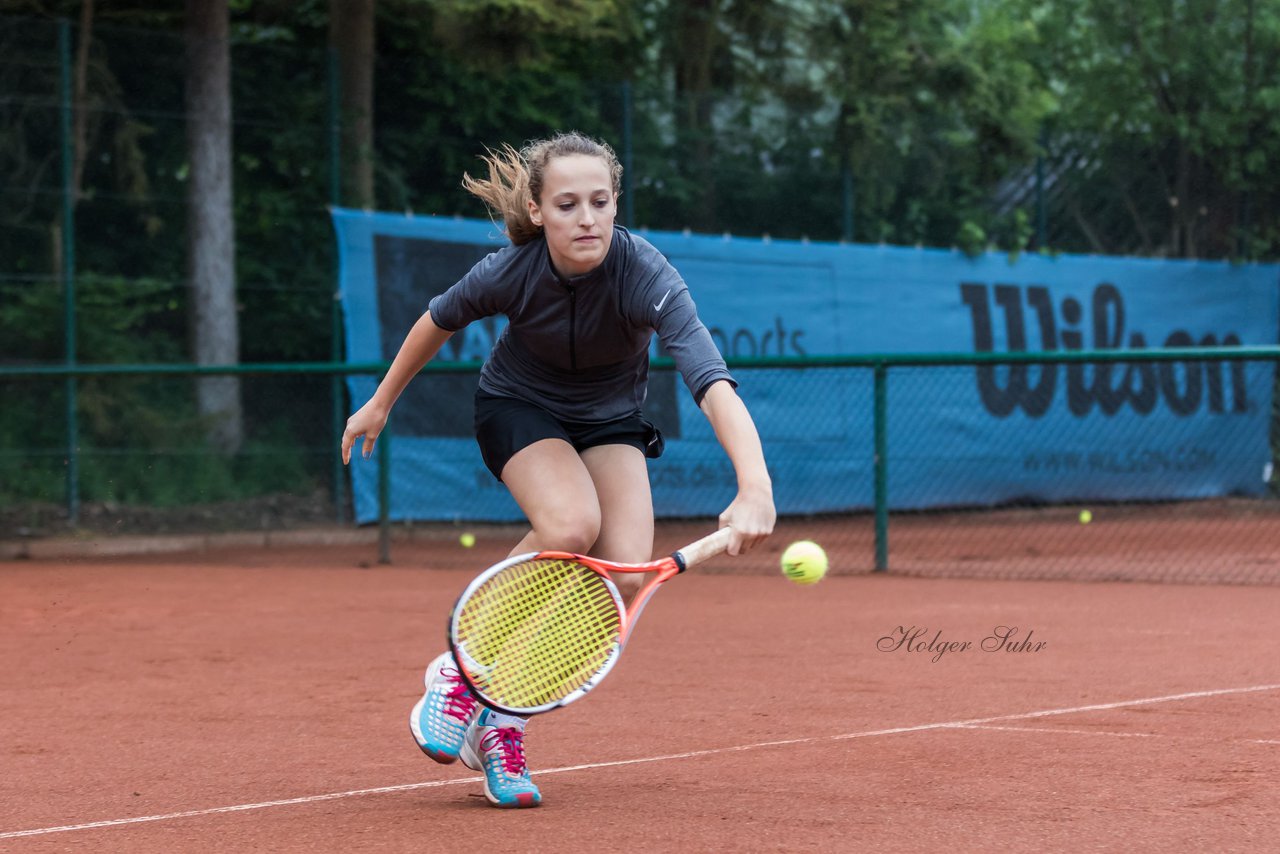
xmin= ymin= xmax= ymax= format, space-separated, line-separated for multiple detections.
xmin=479 ymin=727 xmax=529 ymax=775
xmin=439 ymin=667 xmax=478 ymax=722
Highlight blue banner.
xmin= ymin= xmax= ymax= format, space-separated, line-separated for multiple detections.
xmin=333 ymin=208 xmax=1280 ymax=524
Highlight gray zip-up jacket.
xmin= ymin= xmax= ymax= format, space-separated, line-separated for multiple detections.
xmin=427 ymin=225 xmax=734 ymax=423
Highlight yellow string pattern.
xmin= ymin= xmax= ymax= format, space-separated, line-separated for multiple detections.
xmin=454 ymin=558 xmax=623 ymax=711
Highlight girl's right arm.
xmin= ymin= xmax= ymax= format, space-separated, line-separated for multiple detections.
xmin=341 ymin=312 xmax=455 ymax=464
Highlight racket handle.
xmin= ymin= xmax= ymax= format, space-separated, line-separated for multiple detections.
xmin=673 ymin=526 xmax=735 ymax=572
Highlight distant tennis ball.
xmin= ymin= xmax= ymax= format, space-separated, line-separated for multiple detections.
xmin=460 ymin=532 xmax=476 ymax=548
xmin=1079 ymin=509 xmax=1093 ymax=525
xmin=781 ymin=540 xmax=828 ymax=585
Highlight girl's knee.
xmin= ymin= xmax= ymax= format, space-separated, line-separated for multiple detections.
xmin=532 ymin=512 xmax=601 ymax=554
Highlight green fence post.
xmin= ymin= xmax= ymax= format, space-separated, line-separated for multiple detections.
xmin=873 ymin=362 xmax=888 ymax=571
xmin=328 ymin=47 xmax=346 ymax=524
xmin=377 ymin=430 xmax=391 ymax=564
xmin=58 ymin=18 xmax=79 ymax=526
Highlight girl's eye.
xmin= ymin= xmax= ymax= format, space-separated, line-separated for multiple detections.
xmin=559 ymin=203 xmax=574 ymax=212
xmin=593 ymin=199 xmax=609 ymax=208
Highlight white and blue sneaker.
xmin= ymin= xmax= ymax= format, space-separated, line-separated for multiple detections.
xmin=409 ymin=652 xmax=479 ymax=763
xmin=460 ymin=708 xmax=542 ymax=808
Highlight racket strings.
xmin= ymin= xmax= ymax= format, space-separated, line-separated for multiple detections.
xmin=454 ymin=558 xmax=623 ymax=710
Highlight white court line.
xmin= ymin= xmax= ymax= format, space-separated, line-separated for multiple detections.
xmin=956 ymin=724 xmax=1160 ymax=738
xmin=956 ymin=724 xmax=1280 ymax=746
xmin=4 ymin=682 xmax=1277 ymax=841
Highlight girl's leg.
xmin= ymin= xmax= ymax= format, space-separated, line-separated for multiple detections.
xmin=501 ymin=437 xmax=603 ymax=556
xmin=449 ymin=442 xmax=652 ymax=809
xmin=452 ymin=438 xmax=607 ymax=808
xmin=580 ymin=443 xmax=654 ymax=601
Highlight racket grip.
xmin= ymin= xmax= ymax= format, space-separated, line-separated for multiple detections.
xmin=673 ymin=526 xmax=735 ymax=572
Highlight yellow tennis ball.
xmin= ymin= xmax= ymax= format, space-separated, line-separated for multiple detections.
xmin=781 ymin=540 xmax=828 ymax=585
xmin=460 ymin=532 xmax=476 ymax=548
xmin=1079 ymin=509 xmax=1092 ymax=525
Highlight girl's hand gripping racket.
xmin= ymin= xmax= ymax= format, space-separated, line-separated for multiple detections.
xmin=448 ymin=526 xmax=734 ymax=716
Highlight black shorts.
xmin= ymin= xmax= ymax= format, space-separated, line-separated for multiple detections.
xmin=474 ymin=390 xmax=665 ymax=481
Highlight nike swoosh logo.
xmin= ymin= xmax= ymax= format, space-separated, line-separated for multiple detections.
xmin=653 ymin=289 xmax=672 ymax=312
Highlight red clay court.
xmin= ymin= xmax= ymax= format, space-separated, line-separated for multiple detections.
xmin=3 ymin=516 xmax=1279 ymax=852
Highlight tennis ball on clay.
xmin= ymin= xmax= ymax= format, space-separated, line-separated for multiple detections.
xmin=781 ymin=540 xmax=828 ymax=585
xmin=1079 ymin=509 xmax=1093 ymax=525
xmin=460 ymin=532 xmax=476 ymax=548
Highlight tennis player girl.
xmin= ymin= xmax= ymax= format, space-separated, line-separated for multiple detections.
xmin=341 ymin=131 xmax=775 ymax=808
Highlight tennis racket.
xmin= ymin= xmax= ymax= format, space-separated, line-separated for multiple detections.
xmin=448 ymin=526 xmax=734 ymax=716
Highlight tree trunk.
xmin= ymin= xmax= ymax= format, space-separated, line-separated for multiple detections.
xmin=1172 ymin=139 xmax=1190 ymax=257
xmin=671 ymin=0 xmax=718 ymax=232
xmin=185 ymin=0 xmax=242 ymax=454
xmin=329 ymin=0 xmax=376 ymax=209
xmin=49 ymin=0 xmax=94 ymax=282
xmin=72 ymin=0 xmax=94 ymax=198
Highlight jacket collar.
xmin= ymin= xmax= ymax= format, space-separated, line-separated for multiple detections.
xmin=540 ymin=227 xmax=621 ymax=288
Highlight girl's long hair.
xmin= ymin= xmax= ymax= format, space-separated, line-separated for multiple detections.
xmin=462 ymin=131 xmax=623 ymax=245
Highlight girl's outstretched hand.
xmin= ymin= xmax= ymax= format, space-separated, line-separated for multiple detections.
xmin=341 ymin=400 xmax=390 ymax=465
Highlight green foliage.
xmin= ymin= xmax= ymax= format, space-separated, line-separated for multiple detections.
xmin=3 ymin=1 xmax=1279 ymax=521
xmin=0 ymin=272 xmax=183 ymax=364
xmin=229 ymin=38 xmax=333 ymax=360
xmin=955 ymin=220 xmax=987 ymax=258
xmin=75 ymin=432 xmax=317 ymax=507
xmin=1004 ymin=0 xmax=1280 ymax=257
xmin=0 ymin=370 xmax=325 ymax=506
xmin=421 ymin=0 xmax=632 ymax=67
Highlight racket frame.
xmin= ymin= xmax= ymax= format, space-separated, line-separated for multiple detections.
xmin=447 ymin=527 xmax=734 ymax=716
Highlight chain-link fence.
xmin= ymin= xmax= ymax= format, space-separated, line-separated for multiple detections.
xmin=872 ymin=355 xmax=1280 ymax=585
xmin=5 ymin=351 xmax=1278 ymax=585
xmin=0 ymin=365 xmax=354 ymax=534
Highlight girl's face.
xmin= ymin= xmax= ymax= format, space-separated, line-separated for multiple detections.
xmin=528 ymin=154 xmax=617 ymax=278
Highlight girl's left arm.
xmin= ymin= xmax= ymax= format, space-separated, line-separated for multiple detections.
xmin=699 ymin=379 xmax=776 ymax=555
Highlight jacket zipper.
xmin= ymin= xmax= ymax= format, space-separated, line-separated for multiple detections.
xmin=567 ymin=285 xmax=578 ymax=370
